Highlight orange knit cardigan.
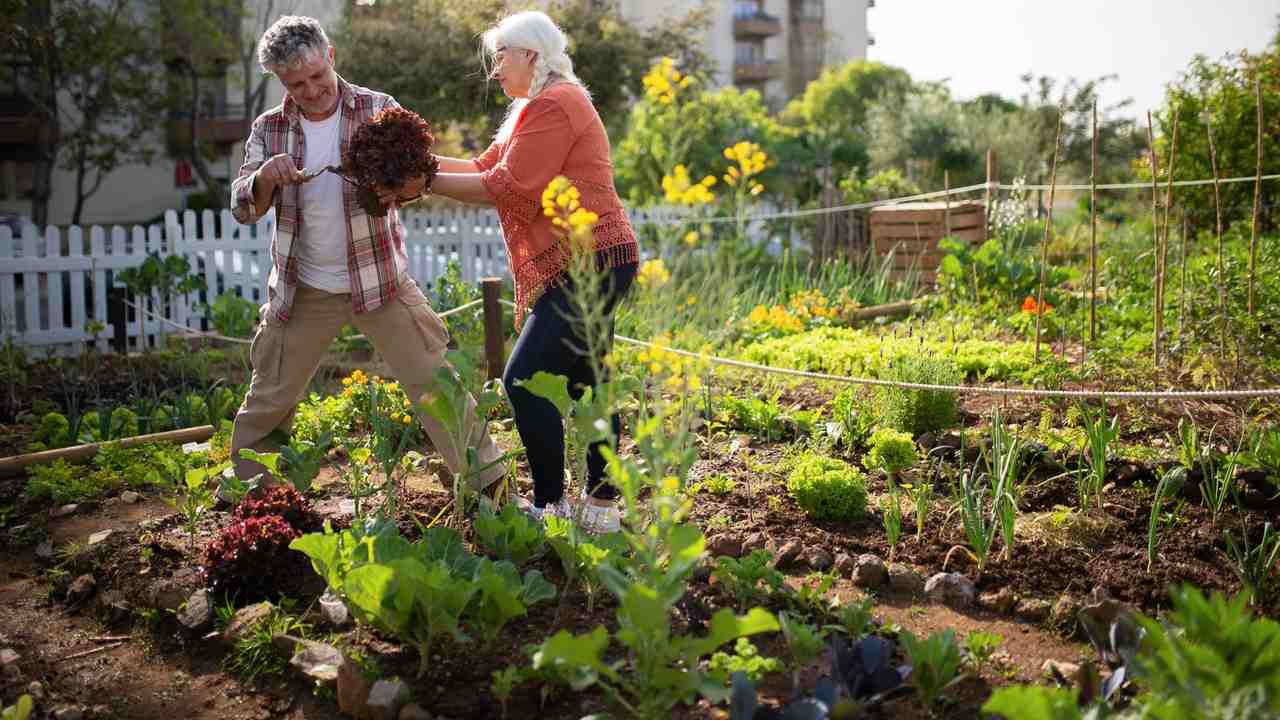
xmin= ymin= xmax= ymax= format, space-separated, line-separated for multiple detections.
xmin=475 ymin=83 xmax=638 ymax=326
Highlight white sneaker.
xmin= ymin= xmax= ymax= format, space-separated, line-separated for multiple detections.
xmin=577 ymin=491 xmax=621 ymax=535
xmin=517 ymin=495 xmax=572 ymax=523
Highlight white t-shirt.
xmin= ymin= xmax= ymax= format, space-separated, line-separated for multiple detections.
xmin=295 ymin=111 xmax=351 ymax=294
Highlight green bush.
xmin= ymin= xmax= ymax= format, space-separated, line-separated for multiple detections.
xmin=203 ymin=293 xmax=258 ymax=339
xmin=827 ymin=388 xmax=876 ymax=451
xmin=786 ymin=453 xmax=868 ymax=521
xmin=865 ymin=427 xmax=918 ymax=476
xmin=291 ymin=393 xmax=358 ymax=445
xmin=877 ymin=355 xmax=962 ymax=437
xmin=26 ymin=459 xmax=115 ymax=504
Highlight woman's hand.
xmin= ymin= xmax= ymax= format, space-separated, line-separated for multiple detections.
xmin=376 ymin=173 xmax=429 ymax=210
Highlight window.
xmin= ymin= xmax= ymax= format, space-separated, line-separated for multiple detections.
xmin=735 ymin=42 xmax=764 ymax=64
xmin=798 ymin=0 xmax=824 ymax=20
xmin=734 ymin=1 xmax=762 ymax=20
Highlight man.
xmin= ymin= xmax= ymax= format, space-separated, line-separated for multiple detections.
xmin=229 ymin=15 xmax=505 ymax=495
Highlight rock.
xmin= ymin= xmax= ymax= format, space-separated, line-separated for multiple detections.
xmin=1 ymin=648 xmax=20 ymax=680
xmin=399 ymin=703 xmax=434 ymax=720
xmin=67 ymin=574 xmax=97 ymax=604
xmin=95 ymin=591 xmax=132 ymax=625
xmin=887 ymin=563 xmax=924 ymax=594
xmin=741 ymin=532 xmax=768 ymax=553
xmin=924 ymin=572 xmax=975 ymax=608
xmin=178 ymin=590 xmax=213 ymax=632
xmin=707 ymin=534 xmax=743 ymax=558
xmin=35 ymin=540 xmax=54 ymax=560
xmin=1051 ymin=594 xmax=1083 ymax=629
xmin=53 ymin=707 xmax=84 ymax=720
xmin=285 ymin=638 xmax=343 ymax=686
xmin=771 ymin=540 xmax=802 ymax=569
xmin=120 ymin=491 xmax=141 ymax=504
xmin=181 ymin=441 xmax=211 ymax=454
xmin=1016 ymin=598 xmax=1052 ymax=623
xmin=222 ymin=602 xmax=274 ymax=643
xmin=852 ymin=554 xmax=889 ymax=588
xmin=982 ymin=586 xmax=1019 ymax=614
xmin=337 ymin=655 xmax=373 ymax=718
xmin=834 ymin=553 xmax=856 ymax=575
xmin=52 ymin=504 xmax=79 ymax=518
xmin=917 ymin=433 xmax=939 ymax=451
xmin=26 ymin=681 xmax=44 ymax=701
xmin=87 ymin=529 xmax=114 ymax=546
xmin=803 ymin=547 xmax=833 ymax=571
xmin=319 ymin=589 xmax=351 ymax=628
xmin=89 ymin=706 xmax=110 ymax=719
xmin=1041 ymin=659 xmax=1081 ymax=680
xmin=366 ymin=678 xmax=412 ymax=720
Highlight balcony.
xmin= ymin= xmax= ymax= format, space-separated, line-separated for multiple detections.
xmin=734 ymin=12 xmax=782 ymax=38
xmin=734 ymin=59 xmax=782 ymax=83
xmin=167 ymin=110 xmax=251 ymax=154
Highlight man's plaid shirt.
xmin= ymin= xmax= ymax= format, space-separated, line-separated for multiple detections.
xmin=231 ymin=76 xmax=409 ymax=323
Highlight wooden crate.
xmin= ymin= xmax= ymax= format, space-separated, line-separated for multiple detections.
xmin=869 ymin=201 xmax=985 ymax=284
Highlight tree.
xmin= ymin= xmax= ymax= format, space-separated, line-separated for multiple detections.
xmin=2 ymin=0 xmax=163 ymax=225
xmin=335 ymin=0 xmax=710 ymax=137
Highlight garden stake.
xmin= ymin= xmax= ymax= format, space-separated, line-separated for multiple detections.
xmin=1205 ymin=116 xmax=1227 ymax=362
xmin=1089 ymin=100 xmax=1098 ymax=351
xmin=1145 ymin=111 xmax=1161 ymax=368
xmin=1178 ymin=212 xmax=1189 ymax=366
xmin=1157 ymin=107 xmax=1181 ymax=368
xmin=1249 ymin=79 xmax=1263 ymax=315
xmin=944 ymin=170 xmax=951 ymax=237
xmin=1034 ymin=108 xmax=1064 ymax=363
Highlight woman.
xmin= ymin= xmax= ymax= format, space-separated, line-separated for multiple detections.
xmin=383 ymin=11 xmax=637 ymax=533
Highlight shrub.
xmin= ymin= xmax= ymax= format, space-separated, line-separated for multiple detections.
xmin=231 ymin=485 xmax=321 ymax=532
xmin=877 ymin=355 xmax=962 ymax=436
xmin=26 ymin=459 xmax=114 ymax=504
xmin=864 ymin=427 xmax=918 ymax=476
xmin=786 ymin=453 xmax=868 ymax=521
xmin=827 ymin=387 xmax=876 ymax=451
xmin=202 ymin=514 xmax=302 ymax=594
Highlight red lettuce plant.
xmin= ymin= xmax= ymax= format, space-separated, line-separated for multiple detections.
xmin=231 ymin=485 xmax=321 ymax=532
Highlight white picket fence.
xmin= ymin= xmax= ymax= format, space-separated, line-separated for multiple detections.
xmin=0 ymin=204 xmax=718 ymax=356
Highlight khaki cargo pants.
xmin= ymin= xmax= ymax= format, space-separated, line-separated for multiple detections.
xmin=230 ymin=277 xmax=506 ymax=491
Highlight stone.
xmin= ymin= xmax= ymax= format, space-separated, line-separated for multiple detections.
xmin=35 ymin=541 xmax=54 ymax=560
xmin=337 ymin=655 xmax=373 ymax=718
xmin=852 ymin=554 xmax=888 ymax=589
xmin=178 ymin=590 xmax=213 ymax=632
xmin=366 ymin=678 xmax=413 ymax=720
xmin=52 ymin=504 xmax=79 ymax=518
xmin=741 ymin=532 xmax=768 ymax=553
xmin=222 ymin=602 xmax=274 ymax=643
xmin=887 ymin=563 xmax=925 ymax=594
xmin=1 ymin=648 xmax=20 ymax=680
xmin=89 ymin=706 xmax=110 ymax=719
xmin=181 ymin=441 xmax=211 ymax=454
xmin=1016 ymin=598 xmax=1052 ymax=623
xmin=982 ymin=586 xmax=1020 ymax=614
xmin=803 ymin=547 xmax=833 ymax=571
xmin=120 ymin=491 xmax=141 ymax=504
xmin=26 ymin=681 xmax=45 ymax=701
xmin=924 ymin=572 xmax=975 ymax=608
xmin=95 ymin=591 xmax=132 ymax=625
xmin=67 ymin=574 xmax=97 ymax=604
xmin=286 ymin=639 xmax=343 ymax=686
xmin=53 ymin=707 xmax=84 ymax=720
xmin=834 ymin=553 xmax=856 ymax=575
xmin=87 ymin=529 xmax=114 ymax=546
xmin=1051 ymin=594 xmax=1083 ymax=629
xmin=319 ymin=589 xmax=351 ymax=628
xmin=707 ymin=534 xmax=743 ymax=558
xmin=1041 ymin=659 xmax=1081 ymax=680
xmin=399 ymin=703 xmax=434 ymax=720
xmin=771 ymin=540 xmax=802 ymax=569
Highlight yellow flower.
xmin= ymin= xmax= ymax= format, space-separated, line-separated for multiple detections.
xmin=385 ymin=382 xmax=399 ymax=392
xmin=636 ymin=258 xmax=671 ymax=288
xmin=342 ymin=377 xmax=353 ymax=386
xmin=402 ymin=415 xmax=412 ymax=425
xmin=686 ymin=295 xmax=697 ymax=307
xmin=391 ymin=413 xmax=402 ymax=423
xmin=683 ymin=231 xmax=699 ymax=246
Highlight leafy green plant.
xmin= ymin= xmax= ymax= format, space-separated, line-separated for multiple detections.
xmin=963 ymin=631 xmax=1003 ymax=674
xmin=903 ymin=480 xmax=934 ymax=540
xmin=1147 ymin=466 xmax=1187 ymax=572
xmin=788 ymin=571 xmax=838 ymax=619
xmin=474 ymin=501 xmax=547 ymax=566
xmin=225 ymin=604 xmax=311 ymax=683
xmin=786 ymin=453 xmax=869 ymax=521
xmin=709 ymin=637 xmax=784 ymax=683
xmin=714 ymin=550 xmax=785 ymax=611
xmin=1077 ymin=403 xmax=1120 ymax=513
xmin=881 ymin=485 xmax=904 ymax=562
xmin=698 ymin=474 xmax=737 ymax=495
xmin=1224 ymin=521 xmax=1280 ymax=605
xmin=1203 ymin=446 xmax=1242 ymax=528
xmin=878 ymin=355 xmax=962 ymax=437
xmin=279 ymin=432 xmax=332 ymax=494
xmin=470 ymin=559 xmax=557 ymax=645
xmin=981 ymin=685 xmax=1084 ymax=720
xmin=25 ymin=459 xmax=105 ymax=504
xmin=900 ymin=629 xmax=963 ymax=709
xmin=952 ymin=464 xmax=997 ymax=577
xmin=984 ymin=410 xmax=1024 ymax=560
xmin=0 ymin=695 xmax=33 ymax=720
xmin=1244 ymin=424 xmax=1280 ymax=482
xmin=827 ymin=387 xmax=876 ymax=452
xmin=490 ymin=665 xmax=525 ymax=720
xmin=865 ymin=427 xmax=919 ymax=479
xmin=827 ymin=597 xmax=876 ymax=640
xmin=779 ymin=611 xmax=827 ymax=691
xmin=202 ymin=292 xmax=257 ymax=339
xmin=542 ymin=515 xmax=620 ymax=614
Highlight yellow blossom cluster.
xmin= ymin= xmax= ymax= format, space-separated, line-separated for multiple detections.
xmin=683 ymin=231 xmax=700 ymax=246
xmin=662 ymin=164 xmax=717 ymax=206
xmin=745 ymin=289 xmax=857 ymax=336
xmin=636 ymin=258 xmax=670 ymax=288
xmin=642 ymin=57 xmax=693 ymax=105
xmin=787 ymin=289 xmax=840 ymax=321
xmin=723 ymin=141 xmax=768 ymax=196
xmin=747 ymin=304 xmax=805 ymax=335
xmin=634 ymin=335 xmax=711 ymax=393
xmin=340 ymin=369 xmax=415 ymax=426
xmin=542 ymin=176 xmax=598 ymax=250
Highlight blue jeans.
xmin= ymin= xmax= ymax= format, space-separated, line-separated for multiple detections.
xmin=502 ymin=263 xmax=637 ymax=506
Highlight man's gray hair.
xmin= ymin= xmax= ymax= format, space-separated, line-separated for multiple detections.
xmin=257 ymin=15 xmax=330 ymax=74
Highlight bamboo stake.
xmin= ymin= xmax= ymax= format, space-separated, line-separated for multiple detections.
xmin=1035 ymin=109 xmax=1064 ymax=363
xmin=1178 ymin=212 xmax=1189 ymax=354
xmin=1145 ymin=112 xmax=1161 ymax=366
xmin=1249 ymin=79 xmax=1263 ymax=315
xmin=59 ymin=642 xmax=125 ymax=662
xmin=1158 ymin=108 xmax=1181 ymax=367
xmin=944 ymin=170 xmax=952 ymax=237
xmin=1089 ymin=100 xmax=1099 ymax=349
xmin=1205 ymin=117 xmax=1227 ymax=360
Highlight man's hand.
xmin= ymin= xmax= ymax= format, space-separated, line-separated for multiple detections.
xmin=376 ymin=174 xmax=428 ymax=210
xmin=255 ymin=154 xmax=305 ymax=194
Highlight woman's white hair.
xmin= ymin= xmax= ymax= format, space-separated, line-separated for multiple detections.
xmin=481 ymin=11 xmax=589 ymax=143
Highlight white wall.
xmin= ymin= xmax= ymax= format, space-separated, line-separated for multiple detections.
xmin=825 ymin=0 xmax=870 ymax=65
